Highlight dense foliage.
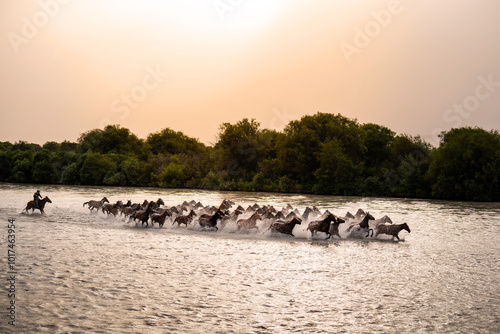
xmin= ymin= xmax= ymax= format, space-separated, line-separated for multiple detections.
xmin=1 ymin=114 xmax=499 ymax=201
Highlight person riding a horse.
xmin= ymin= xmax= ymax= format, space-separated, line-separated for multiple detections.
xmin=33 ymin=190 xmax=42 ymax=208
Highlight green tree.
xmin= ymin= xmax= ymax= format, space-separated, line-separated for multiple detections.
xmin=9 ymin=150 xmax=33 ymax=183
xmin=214 ymin=119 xmax=266 ymax=182
xmin=314 ymin=139 xmax=362 ymax=195
xmin=121 ymin=157 xmax=142 ymax=185
xmin=61 ymin=163 xmax=80 ymax=184
xmin=11 ymin=158 xmax=33 ymax=183
xmin=277 ymin=112 xmax=365 ymax=191
xmin=160 ymin=162 xmax=188 ymax=188
xmin=385 ymin=134 xmax=432 ymax=197
xmin=32 ymin=150 xmax=57 ymax=183
xmin=427 ymin=127 xmax=500 ymax=201
xmin=361 ymin=123 xmax=395 ymax=176
xmin=79 ymin=152 xmax=117 ymax=185
xmin=0 ymin=151 xmax=13 ymax=181
xmin=12 ymin=141 xmax=41 ymax=152
xmin=147 ymin=128 xmax=205 ymax=155
xmin=78 ymin=125 xmax=144 ymax=156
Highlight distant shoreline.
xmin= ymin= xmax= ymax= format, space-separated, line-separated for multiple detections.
xmin=1 ymin=182 xmax=498 ymax=204
xmin=1 ymin=114 xmax=499 ymax=202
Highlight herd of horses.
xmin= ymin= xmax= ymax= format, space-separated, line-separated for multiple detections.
xmin=79 ymin=197 xmax=411 ymax=241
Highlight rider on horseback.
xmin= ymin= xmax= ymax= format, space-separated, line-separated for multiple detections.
xmin=33 ymin=190 xmax=42 ymax=208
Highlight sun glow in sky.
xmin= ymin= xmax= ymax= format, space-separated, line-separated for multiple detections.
xmin=1 ymin=0 xmax=499 ymax=146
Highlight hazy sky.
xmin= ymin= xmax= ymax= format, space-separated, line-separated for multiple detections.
xmin=1 ymin=0 xmax=499 ymax=146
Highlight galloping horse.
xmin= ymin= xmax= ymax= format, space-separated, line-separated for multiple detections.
xmin=307 ymin=213 xmax=337 ymax=239
xmin=172 ymin=209 xmax=196 ymax=227
xmin=267 ymin=217 xmax=302 ymax=237
xmin=329 ymin=217 xmax=346 ymax=239
xmin=25 ymin=196 xmax=52 ymax=214
xmin=307 ymin=214 xmax=345 ymax=239
xmin=198 ymin=209 xmax=226 ymax=231
xmin=151 ymin=208 xmax=173 ymax=228
xmin=102 ymin=201 xmax=123 ymax=217
xmin=236 ymin=212 xmax=262 ymax=231
xmin=130 ymin=202 xmax=155 ymax=227
xmin=149 ymin=198 xmax=165 ymax=210
xmin=347 ymin=212 xmax=375 ymax=237
xmin=374 ymin=223 xmax=411 ymax=241
xmin=83 ymin=197 xmax=109 ymax=212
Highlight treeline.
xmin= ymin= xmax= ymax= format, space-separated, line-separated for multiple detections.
xmin=1 ymin=113 xmax=499 ymax=201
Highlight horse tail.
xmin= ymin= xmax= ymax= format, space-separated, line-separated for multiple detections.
xmin=83 ymin=202 xmax=88 ymax=207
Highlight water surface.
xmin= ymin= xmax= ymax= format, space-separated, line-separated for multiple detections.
xmin=0 ymin=183 xmax=499 ymax=333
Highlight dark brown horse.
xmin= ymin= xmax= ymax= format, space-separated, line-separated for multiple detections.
xmin=150 ymin=198 xmax=165 ymax=209
xmin=219 ymin=199 xmax=234 ymax=211
xmin=83 ymin=197 xmax=109 ymax=212
xmin=130 ymin=202 xmax=154 ymax=227
xmin=374 ymin=223 xmax=411 ymax=241
xmin=267 ymin=217 xmax=302 ymax=237
xmin=102 ymin=201 xmax=123 ymax=217
xmin=307 ymin=214 xmax=345 ymax=239
xmin=198 ymin=209 xmax=226 ymax=231
xmin=151 ymin=208 xmax=173 ymax=228
xmin=172 ymin=209 xmax=196 ymax=227
xmin=25 ymin=196 xmax=52 ymax=214
xmin=307 ymin=213 xmax=335 ymax=239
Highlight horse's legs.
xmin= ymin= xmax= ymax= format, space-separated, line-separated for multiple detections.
xmin=325 ymin=232 xmax=331 ymax=240
xmin=365 ymin=228 xmax=373 ymax=238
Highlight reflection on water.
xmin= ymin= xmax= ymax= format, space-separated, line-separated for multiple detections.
xmin=0 ymin=183 xmax=499 ymax=333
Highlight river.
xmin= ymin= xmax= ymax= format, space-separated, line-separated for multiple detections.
xmin=0 ymin=183 xmax=499 ymax=333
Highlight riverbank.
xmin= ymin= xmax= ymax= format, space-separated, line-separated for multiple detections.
xmin=2 ymin=116 xmax=499 ymax=202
